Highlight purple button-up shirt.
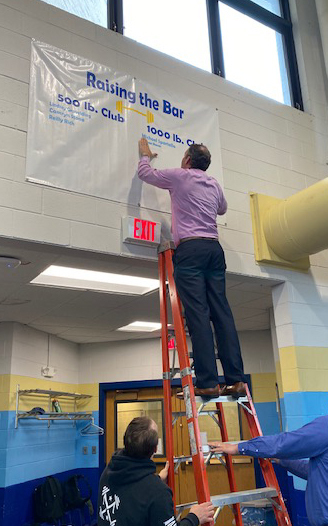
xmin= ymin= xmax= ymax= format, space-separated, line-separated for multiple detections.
xmin=138 ymin=156 xmax=227 ymax=246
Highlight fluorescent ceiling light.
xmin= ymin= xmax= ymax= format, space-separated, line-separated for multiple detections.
xmin=117 ymin=321 xmax=162 ymax=332
xmin=30 ymin=265 xmax=159 ymax=295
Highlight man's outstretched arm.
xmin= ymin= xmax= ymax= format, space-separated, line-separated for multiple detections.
xmin=209 ymin=416 xmax=328 ymax=461
xmin=138 ymin=138 xmax=182 ymax=190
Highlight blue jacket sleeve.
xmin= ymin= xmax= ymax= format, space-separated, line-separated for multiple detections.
xmin=238 ymin=416 xmax=328 ymax=460
xmin=279 ymin=460 xmax=309 ymax=480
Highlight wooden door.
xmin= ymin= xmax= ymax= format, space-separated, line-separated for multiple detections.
xmin=105 ymin=386 xmax=255 ymax=525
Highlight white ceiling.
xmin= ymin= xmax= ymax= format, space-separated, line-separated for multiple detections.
xmin=0 ymin=237 xmax=280 ymax=343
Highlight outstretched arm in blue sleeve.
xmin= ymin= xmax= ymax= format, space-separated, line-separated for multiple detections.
xmin=238 ymin=416 xmax=328 ymax=460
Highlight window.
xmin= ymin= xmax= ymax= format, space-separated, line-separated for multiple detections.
xmin=40 ymin=0 xmax=302 ymax=109
xmin=198 ymin=401 xmax=243 ymax=443
xmin=115 ymin=399 xmax=165 ymax=456
xmin=249 ymin=0 xmax=281 ymax=16
xmin=219 ymin=3 xmax=291 ymax=104
xmin=112 ymin=0 xmax=301 ymax=109
xmin=207 ymin=0 xmax=302 ymax=108
xmin=122 ymin=0 xmax=212 ymax=72
xmin=41 ymin=0 xmax=108 ymax=27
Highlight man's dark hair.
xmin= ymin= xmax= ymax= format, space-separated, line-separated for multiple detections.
xmin=188 ymin=144 xmax=211 ymax=171
xmin=123 ymin=416 xmax=158 ymax=459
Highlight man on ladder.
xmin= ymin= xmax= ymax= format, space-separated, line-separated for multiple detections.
xmin=138 ymin=138 xmax=246 ymax=398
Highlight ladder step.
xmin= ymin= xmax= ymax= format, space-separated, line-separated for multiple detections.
xmin=172 ymin=410 xmax=220 ymax=418
xmin=195 ymin=395 xmax=248 ymax=403
xmin=176 ymin=488 xmax=278 ymax=511
xmin=211 ymin=487 xmax=278 ymax=507
xmin=174 ymin=452 xmax=222 ymax=463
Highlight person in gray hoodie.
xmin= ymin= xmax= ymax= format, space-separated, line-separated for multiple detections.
xmin=98 ymin=416 xmax=214 ymax=526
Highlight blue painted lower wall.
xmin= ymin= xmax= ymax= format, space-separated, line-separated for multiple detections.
xmin=0 ymin=467 xmax=100 ymax=526
xmin=0 ymin=410 xmax=101 ymax=525
xmin=0 ymin=411 xmax=99 ymax=488
xmin=254 ymin=401 xmax=281 ymax=435
xmin=283 ymin=392 xmax=328 ymax=429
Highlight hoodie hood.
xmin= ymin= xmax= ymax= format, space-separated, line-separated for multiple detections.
xmin=105 ymin=450 xmax=156 ymax=487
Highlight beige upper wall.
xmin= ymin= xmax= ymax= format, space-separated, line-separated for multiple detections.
xmin=0 ymin=321 xmax=275 ymax=385
xmin=0 ymin=0 xmax=327 ymax=279
xmin=0 ymin=321 xmax=79 ymax=383
xmin=78 ymin=329 xmax=275 ymax=384
xmin=0 ymin=322 xmax=13 ymax=375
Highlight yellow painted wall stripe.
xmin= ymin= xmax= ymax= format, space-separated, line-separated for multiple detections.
xmin=278 ymin=346 xmax=328 ymax=393
xmin=2 ymin=373 xmax=282 ymax=409
xmin=251 ymin=372 xmax=277 ymax=403
xmin=0 ymin=375 xmax=99 ymax=411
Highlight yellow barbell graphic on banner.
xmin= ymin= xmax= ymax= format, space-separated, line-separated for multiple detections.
xmin=116 ymin=100 xmax=154 ymax=123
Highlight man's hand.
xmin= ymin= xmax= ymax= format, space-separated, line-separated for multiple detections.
xmin=190 ymin=502 xmax=215 ymax=525
xmin=208 ymin=441 xmax=239 ymax=455
xmin=139 ymin=138 xmax=157 ymax=160
xmin=158 ymin=461 xmax=169 ymax=483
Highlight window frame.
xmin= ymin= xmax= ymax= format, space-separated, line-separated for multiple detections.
xmin=207 ymin=0 xmax=302 ymax=109
xmin=108 ymin=0 xmax=123 ymax=33
xmin=114 ymin=398 xmax=166 ymax=458
xmin=109 ymin=0 xmax=302 ymax=110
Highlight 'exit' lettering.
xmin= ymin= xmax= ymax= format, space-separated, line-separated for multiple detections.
xmin=134 ymin=218 xmax=157 ymax=242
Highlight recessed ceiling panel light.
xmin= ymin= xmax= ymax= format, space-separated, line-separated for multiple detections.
xmin=30 ymin=265 xmax=159 ymax=295
xmin=117 ymin=321 xmax=162 ymax=332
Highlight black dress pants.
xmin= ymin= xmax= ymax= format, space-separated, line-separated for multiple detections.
xmin=173 ymin=239 xmax=245 ymax=388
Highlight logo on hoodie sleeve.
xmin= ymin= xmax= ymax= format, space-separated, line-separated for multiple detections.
xmin=99 ymin=485 xmax=120 ymax=524
xmin=164 ymin=517 xmax=177 ymax=526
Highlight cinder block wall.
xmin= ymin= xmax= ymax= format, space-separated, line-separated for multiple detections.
xmin=1 ymin=0 xmax=328 ymax=525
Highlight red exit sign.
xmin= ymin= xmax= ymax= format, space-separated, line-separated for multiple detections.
xmin=122 ymin=216 xmax=161 ymax=246
xmin=134 ymin=218 xmax=156 ymax=242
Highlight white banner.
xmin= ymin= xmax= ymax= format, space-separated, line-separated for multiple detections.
xmin=26 ymin=41 xmax=223 ymax=214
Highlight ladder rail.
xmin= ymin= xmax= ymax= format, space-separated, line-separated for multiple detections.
xmin=216 ymin=402 xmax=243 ymax=526
xmin=159 ymin=252 xmax=176 ymax=503
xmin=164 ymin=249 xmax=211 ymax=507
xmin=243 ymin=384 xmax=292 ymax=526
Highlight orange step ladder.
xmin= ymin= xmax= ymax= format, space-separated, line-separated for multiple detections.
xmin=158 ymin=243 xmax=292 ymax=526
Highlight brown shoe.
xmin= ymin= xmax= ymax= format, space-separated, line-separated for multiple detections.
xmin=176 ymin=385 xmax=220 ymax=399
xmin=194 ymin=385 xmax=220 ymax=398
xmin=220 ymin=382 xmax=246 ymax=399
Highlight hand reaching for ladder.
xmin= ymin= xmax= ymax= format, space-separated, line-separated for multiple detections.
xmin=208 ymin=442 xmax=239 ymax=455
xmin=158 ymin=461 xmax=169 ymax=483
xmin=190 ymin=502 xmax=215 ymax=524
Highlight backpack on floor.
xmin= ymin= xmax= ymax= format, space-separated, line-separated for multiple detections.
xmin=33 ymin=476 xmax=65 ymax=523
xmin=63 ymin=474 xmax=92 ymax=511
